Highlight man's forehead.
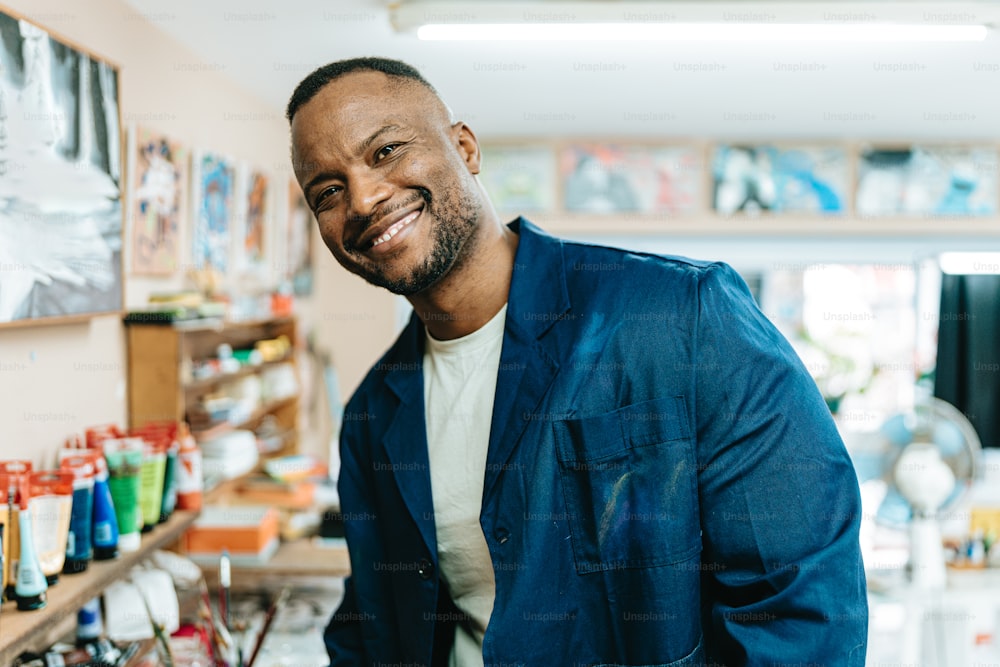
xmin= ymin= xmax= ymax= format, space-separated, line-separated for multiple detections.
xmin=309 ymin=70 xmax=441 ymax=116
xmin=290 ymin=70 xmax=452 ymax=168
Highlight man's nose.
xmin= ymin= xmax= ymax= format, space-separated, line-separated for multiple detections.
xmin=349 ymin=172 xmax=392 ymax=218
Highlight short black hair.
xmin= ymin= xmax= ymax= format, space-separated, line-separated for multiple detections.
xmin=286 ymin=56 xmax=438 ymax=123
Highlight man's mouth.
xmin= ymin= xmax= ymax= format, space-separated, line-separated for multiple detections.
xmin=370 ymin=208 xmax=421 ymax=250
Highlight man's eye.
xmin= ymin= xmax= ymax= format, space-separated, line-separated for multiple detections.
xmin=315 ymin=186 xmax=341 ymax=207
xmin=376 ymin=144 xmax=401 ymax=161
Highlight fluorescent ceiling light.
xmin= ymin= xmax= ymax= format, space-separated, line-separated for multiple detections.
xmin=417 ymin=22 xmax=989 ymax=42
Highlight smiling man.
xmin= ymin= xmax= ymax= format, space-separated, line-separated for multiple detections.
xmin=288 ymin=57 xmax=867 ymax=667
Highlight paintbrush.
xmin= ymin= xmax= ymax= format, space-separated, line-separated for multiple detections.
xmin=245 ymin=587 xmax=289 ymax=667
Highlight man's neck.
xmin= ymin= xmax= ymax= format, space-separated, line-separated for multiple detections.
xmin=409 ymin=223 xmax=519 ymax=340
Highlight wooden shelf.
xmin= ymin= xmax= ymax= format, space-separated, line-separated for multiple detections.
xmin=126 ymin=316 xmax=298 ymax=431
xmin=190 ymin=396 xmax=298 ymax=442
xmin=199 ymin=539 xmax=350 ymax=591
xmin=182 ymin=356 xmax=294 ymax=394
xmin=0 ymin=510 xmax=198 ymax=665
xmin=138 ymin=316 xmax=296 ymax=334
xmin=529 ymin=213 xmax=1000 ymax=237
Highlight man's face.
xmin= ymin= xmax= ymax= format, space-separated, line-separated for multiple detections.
xmin=290 ymin=71 xmax=484 ymax=295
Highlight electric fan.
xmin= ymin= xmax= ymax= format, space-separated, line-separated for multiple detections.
xmin=876 ymin=395 xmax=981 ymax=588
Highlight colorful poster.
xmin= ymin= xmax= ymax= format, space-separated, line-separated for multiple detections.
xmin=856 ymin=146 xmax=998 ymax=216
xmin=560 ymin=144 xmax=702 ymax=214
xmin=712 ymin=145 xmax=847 ymax=215
xmin=287 ymin=181 xmax=314 ymax=296
xmin=243 ymin=169 xmax=268 ymax=272
xmin=192 ymin=152 xmax=235 ymax=274
xmin=130 ymin=127 xmax=187 ymax=275
xmin=0 ymin=11 xmax=123 ymax=324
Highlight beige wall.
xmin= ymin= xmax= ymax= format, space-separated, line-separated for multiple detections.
xmin=0 ymin=0 xmax=398 ymax=466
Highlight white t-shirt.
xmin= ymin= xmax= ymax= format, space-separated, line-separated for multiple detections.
xmin=423 ymin=305 xmax=506 ymax=667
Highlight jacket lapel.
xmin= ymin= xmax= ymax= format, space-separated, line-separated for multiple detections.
xmin=376 ymin=219 xmax=571 ymax=545
xmin=484 ymin=218 xmax=569 ymax=501
xmin=382 ymin=318 xmax=438 ymax=557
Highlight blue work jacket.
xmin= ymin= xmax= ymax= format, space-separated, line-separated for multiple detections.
xmin=326 ymin=218 xmax=868 ymax=666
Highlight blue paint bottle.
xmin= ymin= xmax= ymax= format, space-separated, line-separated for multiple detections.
xmin=61 ymin=456 xmax=95 ymax=573
xmin=89 ymin=452 xmax=119 ymax=561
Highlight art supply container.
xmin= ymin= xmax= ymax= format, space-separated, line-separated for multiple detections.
xmin=60 ymin=448 xmax=119 ymax=561
xmin=160 ymin=433 xmax=179 ymax=523
xmin=175 ymin=423 xmax=203 ymax=511
xmin=0 ymin=461 xmax=32 ymax=600
xmin=27 ymin=470 xmax=74 ymax=585
xmin=14 ymin=478 xmax=47 ymax=610
xmin=102 ymin=438 xmax=145 ymax=553
xmin=60 ymin=456 xmax=96 ymax=573
xmin=138 ymin=437 xmax=166 ymax=532
xmin=129 ymin=422 xmax=179 ymax=524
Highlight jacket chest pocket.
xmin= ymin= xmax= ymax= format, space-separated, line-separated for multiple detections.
xmin=553 ymin=395 xmax=700 ymax=574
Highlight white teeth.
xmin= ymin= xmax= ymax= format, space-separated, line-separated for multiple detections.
xmin=371 ymin=210 xmax=419 ymax=247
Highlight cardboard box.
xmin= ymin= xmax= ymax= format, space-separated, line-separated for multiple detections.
xmin=184 ymin=505 xmax=279 ymax=558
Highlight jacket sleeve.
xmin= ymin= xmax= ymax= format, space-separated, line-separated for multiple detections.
xmin=693 ymin=263 xmax=868 ymax=666
xmin=323 ymin=409 xmax=374 ymax=667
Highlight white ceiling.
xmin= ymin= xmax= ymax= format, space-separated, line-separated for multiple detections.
xmin=123 ymin=0 xmax=1000 ymax=140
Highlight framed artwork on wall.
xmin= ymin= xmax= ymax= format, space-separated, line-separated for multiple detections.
xmin=191 ymin=151 xmax=235 ymax=276
xmin=479 ymin=145 xmax=557 ymax=214
xmin=287 ymin=180 xmax=314 ymax=296
xmin=711 ymin=144 xmax=848 ymax=216
xmin=856 ymin=145 xmax=998 ymax=216
xmin=559 ymin=144 xmax=703 ymax=215
xmin=0 ymin=8 xmax=124 ymax=326
xmin=129 ymin=126 xmax=188 ymax=275
xmin=237 ymin=166 xmax=269 ymax=277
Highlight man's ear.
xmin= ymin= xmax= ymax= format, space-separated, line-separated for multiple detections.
xmin=452 ymin=122 xmax=482 ymax=175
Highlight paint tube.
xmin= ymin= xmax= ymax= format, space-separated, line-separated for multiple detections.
xmin=26 ymin=470 xmax=74 ymax=585
xmin=102 ymin=438 xmax=145 ymax=553
xmin=59 ymin=456 xmax=95 ymax=574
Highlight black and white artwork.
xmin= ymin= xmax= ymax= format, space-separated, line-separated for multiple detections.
xmin=0 ymin=10 xmax=123 ymax=325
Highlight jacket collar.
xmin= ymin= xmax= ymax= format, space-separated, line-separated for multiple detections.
xmin=504 ymin=217 xmax=571 ymax=340
xmin=382 ymin=216 xmax=569 ymax=399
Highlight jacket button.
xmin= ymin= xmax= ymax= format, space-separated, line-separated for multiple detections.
xmin=496 ymin=528 xmax=509 ymax=544
xmin=417 ymin=559 xmax=434 ymax=580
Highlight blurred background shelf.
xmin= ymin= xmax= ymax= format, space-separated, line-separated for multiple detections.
xmin=198 ymin=539 xmax=350 ymax=591
xmin=126 ymin=316 xmax=300 ymax=458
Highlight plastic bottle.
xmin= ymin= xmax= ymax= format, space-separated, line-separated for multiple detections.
xmin=0 ymin=476 xmax=8 ymax=596
xmin=103 ymin=438 xmax=144 ymax=553
xmin=1 ymin=462 xmax=32 ymax=601
xmin=27 ymin=470 xmax=74 ymax=585
xmin=76 ymin=597 xmax=103 ymax=645
xmin=138 ymin=437 xmax=166 ymax=532
xmin=88 ymin=451 xmax=120 ymax=561
xmin=129 ymin=423 xmax=179 ymax=525
xmin=64 ymin=434 xmax=122 ymax=561
xmin=60 ymin=456 xmax=95 ymax=574
xmin=2 ymin=476 xmax=13 ymax=601
xmin=175 ymin=423 xmax=203 ymax=511
xmin=15 ymin=481 xmax=48 ymax=610
xmin=159 ymin=428 xmax=179 ymax=523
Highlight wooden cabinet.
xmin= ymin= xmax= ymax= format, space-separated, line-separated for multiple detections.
xmin=125 ymin=316 xmax=300 ymax=458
